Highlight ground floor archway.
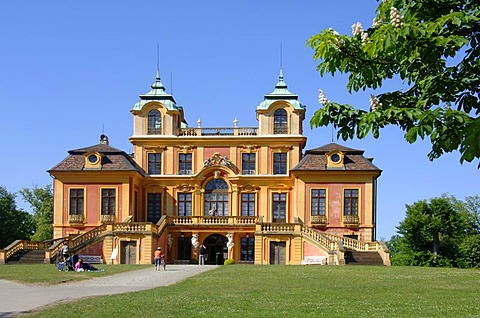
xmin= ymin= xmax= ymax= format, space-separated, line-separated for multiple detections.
xmin=203 ymin=234 xmax=227 ymax=265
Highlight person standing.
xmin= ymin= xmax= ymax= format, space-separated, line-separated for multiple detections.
xmin=154 ymin=247 xmax=162 ymax=271
xmin=61 ymin=242 xmax=69 ymax=262
xmin=199 ymin=244 xmax=206 ymax=265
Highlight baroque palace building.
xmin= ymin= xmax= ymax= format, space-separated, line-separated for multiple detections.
xmin=43 ymin=69 xmax=390 ymax=266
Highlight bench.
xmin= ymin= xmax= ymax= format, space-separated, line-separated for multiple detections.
xmin=78 ymin=255 xmax=104 ymax=264
xmin=301 ymin=256 xmax=327 ymax=265
xmin=173 ymin=260 xmax=190 ymax=265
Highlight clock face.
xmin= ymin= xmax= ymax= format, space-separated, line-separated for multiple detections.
xmin=331 ymin=154 xmax=341 ymax=163
xmin=88 ymin=154 xmax=98 ymax=164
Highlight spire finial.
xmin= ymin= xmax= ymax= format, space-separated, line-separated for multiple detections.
xmin=156 ymin=43 xmax=160 ymax=72
xmin=280 ymin=42 xmax=283 ymax=70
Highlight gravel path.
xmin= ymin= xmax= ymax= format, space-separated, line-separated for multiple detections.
xmin=0 ymin=265 xmax=217 ymax=317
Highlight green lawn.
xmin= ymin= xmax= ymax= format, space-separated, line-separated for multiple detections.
xmin=0 ymin=263 xmax=151 ymax=284
xmin=7 ymin=265 xmax=480 ymax=318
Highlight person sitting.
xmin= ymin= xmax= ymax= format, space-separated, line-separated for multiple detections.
xmin=75 ymin=258 xmax=84 ymax=271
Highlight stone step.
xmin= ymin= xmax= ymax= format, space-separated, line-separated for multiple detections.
xmin=7 ymin=250 xmax=45 ymax=264
xmin=345 ymin=251 xmax=384 ymax=266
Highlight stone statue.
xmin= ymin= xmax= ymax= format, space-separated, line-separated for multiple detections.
xmin=226 ymin=233 xmax=234 ymax=259
xmin=191 ymin=234 xmax=199 ymax=250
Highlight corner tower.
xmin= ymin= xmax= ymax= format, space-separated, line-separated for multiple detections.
xmin=256 ymin=69 xmax=306 ymax=136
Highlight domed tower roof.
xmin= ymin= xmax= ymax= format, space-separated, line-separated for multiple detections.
xmin=256 ymin=69 xmax=306 ymax=111
xmin=131 ymin=70 xmax=179 ymax=112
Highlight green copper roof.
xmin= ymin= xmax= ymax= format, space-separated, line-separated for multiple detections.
xmin=131 ymin=70 xmax=179 ymax=112
xmin=256 ymin=69 xmax=306 ymax=111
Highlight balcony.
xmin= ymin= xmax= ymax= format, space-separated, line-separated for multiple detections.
xmin=311 ymin=215 xmax=327 ymax=228
xmin=178 ymin=127 xmax=258 ymax=137
xmin=101 ymin=214 xmax=115 ymax=224
xmin=343 ymin=215 xmax=360 ymax=228
xmin=168 ymin=216 xmax=258 ymax=226
xmin=69 ymin=214 xmax=84 ymax=224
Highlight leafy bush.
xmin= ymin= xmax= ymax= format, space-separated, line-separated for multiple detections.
xmin=224 ymin=258 xmax=235 ymax=265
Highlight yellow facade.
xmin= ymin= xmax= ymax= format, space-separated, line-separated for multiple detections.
xmin=46 ymin=70 xmax=389 ymax=266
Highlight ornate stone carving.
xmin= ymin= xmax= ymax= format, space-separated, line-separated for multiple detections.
xmin=226 ymin=233 xmax=234 ymax=259
xmin=203 ymin=153 xmax=233 ymax=169
xmin=241 ymin=145 xmax=258 ymax=151
xmin=191 ymin=234 xmax=199 ymax=250
xmin=239 ymin=184 xmax=258 ymax=192
xmin=176 ymin=184 xmax=195 ymax=192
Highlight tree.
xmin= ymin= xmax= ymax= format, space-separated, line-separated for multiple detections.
xmin=308 ymin=0 xmax=480 ymax=166
xmin=0 ymin=186 xmax=35 ymax=248
xmin=19 ymin=184 xmax=54 ymax=241
xmin=393 ymin=196 xmax=466 ymax=266
xmin=463 ymin=195 xmax=480 ymax=234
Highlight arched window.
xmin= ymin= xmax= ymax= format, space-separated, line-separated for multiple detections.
xmin=148 ymin=110 xmax=161 ymax=134
xmin=273 ymin=109 xmax=287 ymax=134
xmin=204 ymin=179 xmax=229 ymax=216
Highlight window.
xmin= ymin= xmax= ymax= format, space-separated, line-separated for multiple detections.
xmin=148 ymin=110 xmax=161 ymax=134
xmin=242 ymin=153 xmax=256 ymax=174
xmin=204 ymin=179 xmax=229 ymax=216
xmin=148 ymin=153 xmax=161 ymax=175
xmin=241 ymin=236 xmax=255 ymax=262
xmin=69 ymin=189 xmax=84 ymax=215
xmin=273 ymin=153 xmax=287 ymax=174
xmin=241 ymin=193 xmax=255 ymax=217
xmin=272 ymin=193 xmax=286 ymax=223
xmin=273 ymin=109 xmax=288 ymax=134
xmin=101 ymin=189 xmax=116 ymax=215
xmin=147 ymin=193 xmax=162 ymax=222
xmin=344 ymin=189 xmax=359 ymax=216
xmin=311 ymin=189 xmax=326 ymax=216
xmin=178 ymin=193 xmax=192 ymax=217
xmin=179 ymin=153 xmax=192 ymax=175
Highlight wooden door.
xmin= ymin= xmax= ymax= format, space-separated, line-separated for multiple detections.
xmin=270 ymin=242 xmax=286 ymax=265
xmin=120 ymin=241 xmax=136 ymax=264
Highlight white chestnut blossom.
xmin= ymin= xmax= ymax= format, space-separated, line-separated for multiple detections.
xmin=390 ymin=7 xmax=403 ymax=27
xmin=370 ymin=94 xmax=383 ymax=111
xmin=373 ymin=17 xmax=381 ymax=28
xmin=361 ymin=31 xmax=369 ymax=45
xmin=351 ymin=22 xmax=364 ymax=36
xmin=328 ymin=28 xmax=344 ymax=48
xmin=318 ymin=89 xmax=329 ymax=106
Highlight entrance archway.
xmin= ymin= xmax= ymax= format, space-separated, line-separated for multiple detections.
xmin=203 ymin=234 xmax=227 ymax=265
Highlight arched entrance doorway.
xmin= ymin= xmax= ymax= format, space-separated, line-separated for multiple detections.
xmin=203 ymin=234 xmax=227 ymax=265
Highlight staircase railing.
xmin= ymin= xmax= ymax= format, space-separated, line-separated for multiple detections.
xmin=69 ymin=224 xmax=108 ymax=253
xmin=320 ymin=230 xmax=390 ymax=265
xmin=1 ymin=240 xmax=49 ymax=264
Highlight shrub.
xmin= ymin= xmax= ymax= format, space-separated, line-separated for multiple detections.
xmin=189 ymin=258 xmax=198 ymax=265
xmin=224 ymin=258 xmax=235 ymax=265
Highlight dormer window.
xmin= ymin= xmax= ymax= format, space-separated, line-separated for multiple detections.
xmin=148 ymin=110 xmax=161 ymax=135
xmin=273 ymin=109 xmax=287 ymax=134
xmin=84 ymin=152 xmax=102 ymax=169
xmin=326 ymin=151 xmax=345 ymax=169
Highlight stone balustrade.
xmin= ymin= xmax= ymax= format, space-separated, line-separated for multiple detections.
xmin=179 ymin=127 xmax=258 ymax=137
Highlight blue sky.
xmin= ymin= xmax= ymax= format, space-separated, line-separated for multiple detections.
xmin=1 ymin=1 xmax=477 ymax=240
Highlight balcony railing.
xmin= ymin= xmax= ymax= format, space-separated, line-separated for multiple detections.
xmin=69 ymin=214 xmax=84 ymax=224
xmin=101 ymin=215 xmax=115 ymax=224
xmin=178 ymin=127 xmax=258 ymax=137
xmin=168 ymin=216 xmax=257 ymax=225
xmin=343 ymin=215 xmax=360 ymax=228
xmin=311 ymin=215 xmax=327 ymax=227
